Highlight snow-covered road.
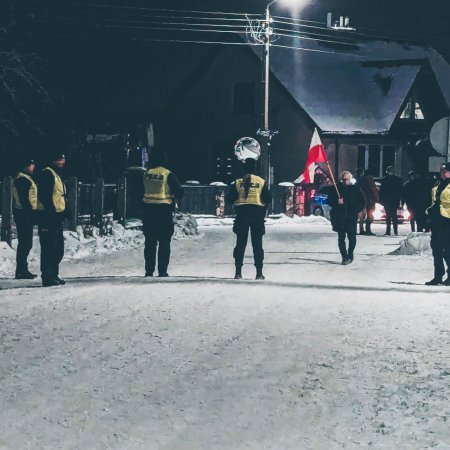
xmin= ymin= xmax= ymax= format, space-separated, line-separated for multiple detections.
xmin=1 ymin=223 xmax=450 ymax=449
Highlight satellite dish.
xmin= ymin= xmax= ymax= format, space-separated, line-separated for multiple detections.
xmin=234 ymin=137 xmax=261 ymax=162
xmin=430 ymin=117 xmax=450 ymax=155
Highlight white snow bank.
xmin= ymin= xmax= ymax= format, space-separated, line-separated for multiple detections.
xmin=173 ymin=212 xmax=200 ymax=238
xmin=392 ymin=232 xmax=431 ymax=255
xmin=267 ymin=214 xmax=330 ymax=225
xmin=0 ymin=241 xmax=16 ymax=276
xmin=65 ymin=214 xmax=199 ymax=259
xmin=196 ymin=214 xmax=330 ymax=227
xmin=0 ymin=214 xmax=199 ymax=274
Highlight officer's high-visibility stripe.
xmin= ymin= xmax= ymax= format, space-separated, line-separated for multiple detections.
xmin=143 ymin=167 xmax=173 ymax=204
xmin=234 ymin=175 xmax=266 ymax=207
xmin=12 ymin=173 xmax=38 ymax=210
xmin=431 ymin=184 xmax=450 ymax=219
xmin=37 ymin=167 xmax=66 ymax=213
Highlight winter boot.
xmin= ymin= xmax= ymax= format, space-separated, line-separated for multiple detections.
xmin=15 ymin=270 xmax=37 ymax=280
xmin=55 ymin=277 xmax=66 ymax=285
xmin=42 ymin=278 xmax=59 ymax=287
xmin=255 ymin=265 xmax=265 ymax=280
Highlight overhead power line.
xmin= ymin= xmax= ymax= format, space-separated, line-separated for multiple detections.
xmin=37 ymin=16 xmax=356 ymax=47
xmin=34 ymin=1 xmax=263 ymax=17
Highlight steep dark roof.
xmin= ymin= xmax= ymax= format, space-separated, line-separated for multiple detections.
xmin=259 ymin=39 xmax=450 ymax=134
xmin=113 ymin=44 xmax=217 ymax=114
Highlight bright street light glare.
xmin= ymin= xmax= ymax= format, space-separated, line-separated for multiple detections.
xmin=277 ymin=0 xmax=310 ymax=11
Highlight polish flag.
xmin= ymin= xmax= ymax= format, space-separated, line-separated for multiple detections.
xmin=294 ymin=128 xmax=328 ymax=184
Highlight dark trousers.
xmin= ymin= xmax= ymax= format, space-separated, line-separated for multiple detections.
xmin=385 ymin=205 xmax=398 ymax=233
xmin=39 ymin=224 xmax=64 ymax=281
xmin=430 ymin=223 xmax=450 ymax=279
xmin=14 ymin=211 xmax=34 ymax=274
xmin=143 ymin=208 xmax=174 ymax=275
xmin=411 ymin=208 xmax=426 ymax=232
xmin=233 ymin=219 xmax=265 ymax=268
xmin=338 ymin=229 xmax=357 ymax=259
xmin=407 ymin=207 xmax=426 ymax=232
xmin=358 ymin=203 xmax=375 ymax=233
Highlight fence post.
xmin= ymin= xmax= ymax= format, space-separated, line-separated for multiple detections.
xmin=216 ymin=189 xmax=225 ymax=218
xmin=66 ymin=177 xmax=78 ymax=231
xmin=117 ymin=175 xmax=127 ymax=226
xmin=93 ymin=178 xmax=104 ymax=227
xmin=285 ymin=187 xmax=294 ymax=218
xmin=1 ymin=177 xmax=13 ymax=246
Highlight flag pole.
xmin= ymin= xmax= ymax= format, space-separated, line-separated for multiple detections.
xmin=325 ymin=160 xmax=341 ymax=198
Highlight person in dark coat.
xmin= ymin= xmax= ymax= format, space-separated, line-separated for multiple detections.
xmin=37 ymin=153 xmax=67 ymax=287
xmin=401 ymin=171 xmax=429 ymax=232
xmin=355 ymin=168 xmax=379 ymax=236
xmin=142 ymin=150 xmax=184 ymax=277
xmin=328 ymin=171 xmax=366 ymax=265
xmin=12 ymin=158 xmax=38 ymax=279
xmin=379 ymin=166 xmax=402 ymax=236
xmin=226 ymin=158 xmax=272 ymax=280
xmin=425 ymin=163 xmax=450 ymax=286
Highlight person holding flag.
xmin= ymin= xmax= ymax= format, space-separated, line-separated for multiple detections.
xmin=327 ymin=171 xmax=366 ymax=265
xmin=296 ymin=129 xmax=364 ymax=264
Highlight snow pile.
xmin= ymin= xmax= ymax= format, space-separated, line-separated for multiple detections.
xmin=0 ymin=214 xmax=199 ymax=274
xmin=173 ymin=212 xmax=200 ymax=238
xmin=392 ymin=232 xmax=431 ymax=255
xmin=63 ymin=223 xmax=144 ymax=259
xmin=0 ymin=241 xmax=15 ymax=276
xmin=196 ymin=214 xmax=330 ymax=227
xmin=267 ymin=214 xmax=330 ymax=225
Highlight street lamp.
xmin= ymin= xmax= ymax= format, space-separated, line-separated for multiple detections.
xmin=253 ymin=0 xmax=309 ymax=185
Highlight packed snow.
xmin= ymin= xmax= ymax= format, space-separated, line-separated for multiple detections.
xmin=1 ymin=218 xmax=450 ymax=449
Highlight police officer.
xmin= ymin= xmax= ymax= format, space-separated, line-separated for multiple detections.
xmin=226 ymin=158 xmax=272 ymax=280
xmin=142 ymin=151 xmax=184 ymax=277
xmin=425 ymin=163 xmax=450 ymax=286
xmin=37 ymin=153 xmax=67 ymax=287
xmin=12 ymin=158 xmax=38 ymax=279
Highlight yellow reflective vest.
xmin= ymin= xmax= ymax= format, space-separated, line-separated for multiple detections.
xmin=38 ymin=167 xmax=66 ymax=213
xmin=12 ymin=172 xmax=38 ymax=210
xmin=431 ymin=183 xmax=450 ymax=219
xmin=143 ymin=167 xmax=173 ymax=204
xmin=234 ymin=175 xmax=266 ymax=207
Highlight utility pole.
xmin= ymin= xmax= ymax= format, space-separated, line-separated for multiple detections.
xmin=260 ymin=5 xmax=272 ymax=185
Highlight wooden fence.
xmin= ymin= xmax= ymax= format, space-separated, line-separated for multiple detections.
xmin=0 ymin=174 xmax=307 ymax=246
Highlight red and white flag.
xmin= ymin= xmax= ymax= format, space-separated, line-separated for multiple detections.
xmin=295 ymin=128 xmax=328 ymax=184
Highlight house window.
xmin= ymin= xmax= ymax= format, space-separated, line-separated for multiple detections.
xmin=210 ymin=141 xmax=235 ymax=183
xmin=233 ymin=82 xmax=256 ymax=114
xmin=400 ymin=92 xmax=425 ymax=120
xmin=358 ymin=145 xmax=396 ymax=177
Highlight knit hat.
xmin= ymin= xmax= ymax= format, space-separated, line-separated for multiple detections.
xmin=52 ymin=153 xmax=66 ymax=161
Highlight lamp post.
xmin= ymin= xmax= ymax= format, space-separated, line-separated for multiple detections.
xmin=258 ymin=0 xmax=277 ymax=185
xmin=255 ymin=0 xmax=306 ymax=184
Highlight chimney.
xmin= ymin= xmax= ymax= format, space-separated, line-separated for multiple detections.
xmin=327 ymin=12 xmax=332 ymax=28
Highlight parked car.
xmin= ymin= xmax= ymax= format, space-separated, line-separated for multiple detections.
xmin=310 ymin=192 xmax=331 ymax=219
xmin=373 ymin=203 xmax=409 ymax=223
